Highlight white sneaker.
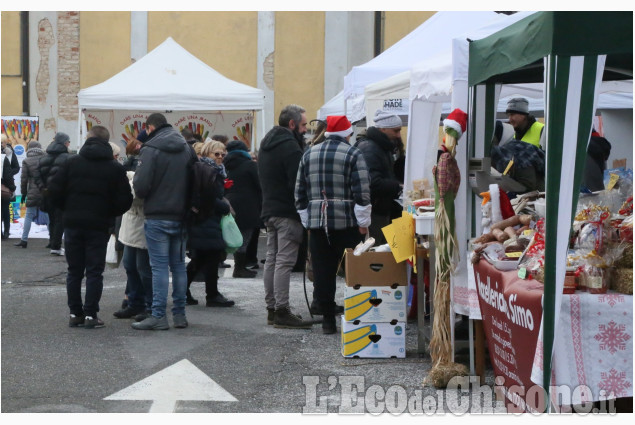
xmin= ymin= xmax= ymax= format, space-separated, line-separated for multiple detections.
xmin=50 ymin=248 xmax=65 ymax=256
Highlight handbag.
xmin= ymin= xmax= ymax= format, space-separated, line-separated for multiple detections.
xmin=220 ymin=214 xmax=243 ymax=254
xmin=33 ymin=208 xmax=50 ymax=226
xmin=1 ymin=183 xmax=13 ymax=201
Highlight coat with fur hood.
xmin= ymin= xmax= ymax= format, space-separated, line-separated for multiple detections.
xmin=20 ymin=143 xmax=45 ymax=207
xmin=48 ymin=136 xmax=133 ymax=232
xmin=118 ymin=171 xmax=147 ymax=249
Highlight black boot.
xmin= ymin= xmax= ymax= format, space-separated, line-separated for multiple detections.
xmin=186 ymin=288 xmax=198 ymax=305
xmin=322 ymin=315 xmax=337 ymax=334
xmin=320 ymin=301 xmax=337 ymax=334
xmin=232 ymin=253 xmax=257 ymax=278
xmin=14 ymin=240 xmax=27 ymax=248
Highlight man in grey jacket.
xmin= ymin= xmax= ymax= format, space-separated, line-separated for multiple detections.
xmin=132 ymin=113 xmax=197 ymax=330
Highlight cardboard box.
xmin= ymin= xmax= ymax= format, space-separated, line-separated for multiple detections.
xmin=345 ymin=249 xmax=407 ymax=287
xmin=344 ymin=285 xmax=407 ymax=322
xmin=341 ymin=319 xmax=406 ymax=358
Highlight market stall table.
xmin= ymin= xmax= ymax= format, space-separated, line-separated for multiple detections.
xmin=473 ymin=259 xmax=633 ymax=412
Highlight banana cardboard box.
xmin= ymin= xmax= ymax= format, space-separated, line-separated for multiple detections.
xmin=344 ymin=248 xmax=407 ymax=287
xmin=344 ymin=285 xmax=407 ymax=322
xmin=341 ymin=319 xmax=406 ymax=358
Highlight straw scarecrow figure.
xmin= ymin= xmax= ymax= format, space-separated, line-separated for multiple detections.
xmin=424 ymin=108 xmax=470 ymax=388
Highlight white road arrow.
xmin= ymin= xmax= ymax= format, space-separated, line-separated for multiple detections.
xmin=104 ymin=359 xmax=238 ymax=412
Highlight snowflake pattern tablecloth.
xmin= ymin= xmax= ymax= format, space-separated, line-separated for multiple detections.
xmin=530 ymin=291 xmax=633 ymax=404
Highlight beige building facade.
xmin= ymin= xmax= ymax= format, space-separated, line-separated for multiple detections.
xmin=1 ymin=11 xmax=434 ymax=149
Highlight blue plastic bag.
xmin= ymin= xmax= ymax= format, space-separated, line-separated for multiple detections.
xmin=34 ymin=208 xmax=49 ymax=226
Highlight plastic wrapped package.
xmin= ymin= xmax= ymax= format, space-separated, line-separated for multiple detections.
xmin=619 ymin=215 xmax=633 ymax=242
xmin=518 ymin=218 xmax=545 ymax=275
xmin=579 ymin=264 xmax=608 ymax=294
xmin=574 ymin=208 xmax=615 ymax=255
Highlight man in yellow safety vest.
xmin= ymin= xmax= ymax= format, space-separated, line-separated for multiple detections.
xmin=505 ymin=97 xmax=545 ymax=149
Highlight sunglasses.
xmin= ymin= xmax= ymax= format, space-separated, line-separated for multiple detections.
xmin=214 ymin=152 xmax=226 ymax=158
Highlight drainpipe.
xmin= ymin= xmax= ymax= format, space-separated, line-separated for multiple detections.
xmin=374 ymin=11 xmax=383 ymax=57
xmin=20 ymin=11 xmax=29 ymax=115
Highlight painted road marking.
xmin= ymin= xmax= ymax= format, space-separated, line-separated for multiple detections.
xmin=104 ymin=359 xmax=237 ymax=412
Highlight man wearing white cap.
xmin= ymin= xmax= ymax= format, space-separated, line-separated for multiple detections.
xmin=355 ymin=109 xmax=403 ymax=244
xmin=295 ymin=115 xmax=371 ymax=334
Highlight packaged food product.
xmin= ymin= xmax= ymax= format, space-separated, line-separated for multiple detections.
xmin=581 ymin=265 xmax=608 ymax=294
xmin=564 ymin=268 xmax=577 ymax=294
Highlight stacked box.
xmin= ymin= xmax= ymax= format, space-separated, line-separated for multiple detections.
xmin=341 ymin=249 xmax=408 ymax=358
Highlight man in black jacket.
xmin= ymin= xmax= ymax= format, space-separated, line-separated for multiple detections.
xmin=258 ymin=104 xmax=313 ymax=329
xmin=132 ymin=113 xmax=198 ymax=331
xmin=355 ymin=109 xmax=403 ymax=244
xmin=38 ymin=132 xmax=72 ymax=254
xmin=48 ymin=125 xmax=133 ymax=329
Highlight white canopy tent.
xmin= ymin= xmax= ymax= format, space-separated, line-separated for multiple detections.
xmin=317 ymin=90 xmax=345 ymax=120
xmin=340 ymin=11 xmax=510 ymax=123
xmin=77 ymin=37 xmax=265 ymax=150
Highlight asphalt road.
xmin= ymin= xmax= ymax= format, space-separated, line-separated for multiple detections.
xmin=1 ymin=232 xmax=502 ymax=415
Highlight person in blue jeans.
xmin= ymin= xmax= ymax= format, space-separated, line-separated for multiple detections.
xmin=112 ymin=170 xmax=153 ymax=320
xmin=132 ymin=113 xmax=197 ymax=330
xmin=15 ymin=141 xmax=47 ymax=248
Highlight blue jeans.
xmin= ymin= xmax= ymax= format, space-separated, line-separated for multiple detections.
xmin=144 ymin=219 xmax=187 ymax=318
xmin=122 ymin=245 xmax=153 ymax=311
xmin=21 ymin=206 xmax=49 ymax=242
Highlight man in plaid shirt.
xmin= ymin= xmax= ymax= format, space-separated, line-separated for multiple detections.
xmin=295 ymin=115 xmax=371 ymax=334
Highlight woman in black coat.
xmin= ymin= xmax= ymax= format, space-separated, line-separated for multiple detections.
xmin=186 ymin=141 xmax=234 ymax=307
xmin=2 ymin=154 xmax=16 ymax=239
xmin=223 ymin=140 xmax=262 ymax=278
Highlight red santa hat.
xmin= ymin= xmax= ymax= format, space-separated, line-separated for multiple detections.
xmin=489 ymin=184 xmax=515 ymax=224
xmin=443 ymin=108 xmax=468 ymax=140
xmin=325 ymin=115 xmax=353 ymax=138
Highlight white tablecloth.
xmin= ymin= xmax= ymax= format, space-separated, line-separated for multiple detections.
xmin=530 ymin=291 xmax=633 ymax=405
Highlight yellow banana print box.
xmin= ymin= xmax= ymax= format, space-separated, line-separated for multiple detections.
xmin=344 ymin=249 xmax=407 ymax=287
xmin=344 ymin=285 xmax=407 ymax=322
xmin=341 ymin=318 xmax=406 ymax=358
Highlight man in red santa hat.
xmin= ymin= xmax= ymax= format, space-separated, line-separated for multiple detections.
xmin=295 ymin=115 xmax=371 ymax=334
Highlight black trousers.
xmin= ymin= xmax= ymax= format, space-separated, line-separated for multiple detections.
xmin=187 ymin=248 xmax=223 ymax=300
xmin=1 ymin=199 xmax=10 ymax=235
xmin=246 ymin=226 xmax=260 ymax=263
xmin=369 ymin=212 xmax=390 ymax=245
xmin=65 ymin=227 xmax=109 ymax=317
xmin=309 ymin=227 xmax=363 ymax=315
xmin=48 ymin=207 xmax=65 ymax=249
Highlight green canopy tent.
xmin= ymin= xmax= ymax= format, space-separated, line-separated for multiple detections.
xmin=467 ymin=11 xmax=632 ymax=411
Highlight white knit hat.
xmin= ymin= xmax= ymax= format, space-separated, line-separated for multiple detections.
xmin=373 ymin=110 xmax=402 ymax=128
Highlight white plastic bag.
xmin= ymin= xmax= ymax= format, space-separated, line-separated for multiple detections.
xmin=106 ymin=235 xmax=118 ymax=265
